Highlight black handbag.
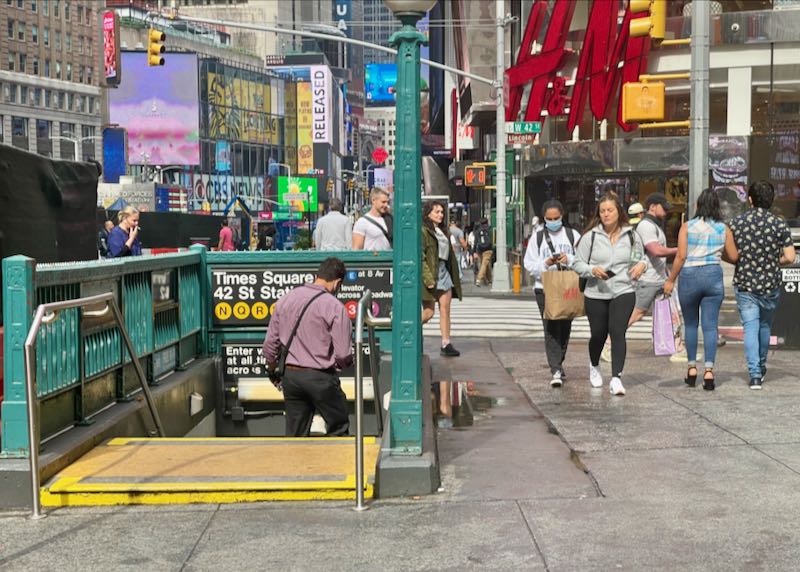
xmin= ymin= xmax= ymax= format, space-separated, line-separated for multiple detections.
xmin=271 ymin=289 xmax=327 ymax=383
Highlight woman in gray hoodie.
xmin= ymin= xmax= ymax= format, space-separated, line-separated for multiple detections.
xmin=574 ymin=192 xmax=647 ymax=396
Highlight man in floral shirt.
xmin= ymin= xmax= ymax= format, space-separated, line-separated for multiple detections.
xmin=729 ymin=181 xmax=796 ymax=390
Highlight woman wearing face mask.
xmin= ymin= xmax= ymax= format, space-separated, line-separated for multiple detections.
xmin=523 ymin=200 xmax=581 ymax=387
xmin=574 ymin=192 xmax=648 ymax=396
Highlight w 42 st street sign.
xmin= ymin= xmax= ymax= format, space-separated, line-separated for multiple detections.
xmin=506 ymin=121 xmax=541 ymax=134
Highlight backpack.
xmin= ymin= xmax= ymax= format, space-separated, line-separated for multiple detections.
xmin=476 ymin=226 xmax=492 ymax=251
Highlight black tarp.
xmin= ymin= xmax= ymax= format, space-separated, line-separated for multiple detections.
xmin=0 ymin=145 xmax=100 ymax=325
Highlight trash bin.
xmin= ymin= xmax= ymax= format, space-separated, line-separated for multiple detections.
xmin=772 ymin=264 xmax=800 ymax=348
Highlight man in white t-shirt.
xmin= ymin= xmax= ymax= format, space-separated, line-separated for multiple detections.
xmin=352 ymin=187 xmax=392 ymax=251
xmin=629 ymin=192 xmax=678 ymax=325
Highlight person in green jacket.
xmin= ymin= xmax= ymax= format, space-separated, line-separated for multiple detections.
xmin=421 ymin=200 xmax=463 ymax=357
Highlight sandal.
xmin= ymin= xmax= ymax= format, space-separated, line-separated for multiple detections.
xmin=703 ymin=368 xmax=715 ymax=391
xmin=685 ymin=366 xmax=697 ymax=388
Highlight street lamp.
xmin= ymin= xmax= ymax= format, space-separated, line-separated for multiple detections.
xmin=385 ymin=0 xmax=436 ymax=455
xmin=50 ymin=134 xmax=101 ymax=161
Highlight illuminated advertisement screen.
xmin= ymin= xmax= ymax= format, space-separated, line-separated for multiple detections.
xmin=102 ymin=127 xmax=127 ymax=183
xmin=102 ymin=11 xmax=120 ymax=86
xmin=109 ymin=52 xmax=200 ymax=166
xmin=365 ymin=64 xmax=397 ymax=105
xmin=277 ymin=176 xmax=319 ymax=212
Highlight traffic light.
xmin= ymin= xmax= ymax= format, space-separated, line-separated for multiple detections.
xmin=148 ymin=29 xmax=165 ymax=66
xmin=629 ymin=0 xmax=666 ymax=42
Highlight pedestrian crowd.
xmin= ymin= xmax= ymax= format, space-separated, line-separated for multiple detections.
xmin=260 ymin=179 xmax=794 ymax=440
xmin=524 ymin=181 xmax=795 ymax=395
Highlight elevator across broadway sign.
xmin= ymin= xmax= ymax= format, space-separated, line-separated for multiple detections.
xmin=210 ymin=265 xmax=393 ymax=327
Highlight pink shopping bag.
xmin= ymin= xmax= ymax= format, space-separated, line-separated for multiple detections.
xmin=653 ymin=297 xmax=677 ymax=356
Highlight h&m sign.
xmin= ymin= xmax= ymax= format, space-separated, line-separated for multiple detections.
xmin=505 ymin=0 xmax=652 ymax=132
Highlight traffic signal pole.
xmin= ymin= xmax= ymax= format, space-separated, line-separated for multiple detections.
xmin=491 ymin=0 xmax=511 ymax=293
xmin=688 ymin=0 xmax=710 ymax=219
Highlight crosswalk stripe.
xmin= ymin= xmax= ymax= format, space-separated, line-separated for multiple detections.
xmin=423 ymin=296 xmax=653 ymax=339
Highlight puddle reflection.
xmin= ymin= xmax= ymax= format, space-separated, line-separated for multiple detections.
xmin=433 ymin=381 xmax=497 ymax=429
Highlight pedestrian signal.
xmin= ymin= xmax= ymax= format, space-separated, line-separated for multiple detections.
xmin=622 ymin=82 xmax=665 ymax=123
xmin=148 ymin=29 xmax=166 ymax=66
xmin=465 ymin=166 xmax=486 ymax=187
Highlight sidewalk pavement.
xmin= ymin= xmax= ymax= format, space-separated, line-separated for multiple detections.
xmin=2 ymin=338 xmax=799 ymax=570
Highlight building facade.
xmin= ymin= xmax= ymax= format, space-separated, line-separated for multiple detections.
xmin=450 ymin=0 xmax=800 ymax=245
xmin=0 ymin=0 xmax=101 ymax=161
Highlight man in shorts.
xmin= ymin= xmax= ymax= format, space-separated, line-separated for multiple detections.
xmin=629 ymin=193 xmax=677 ymax=325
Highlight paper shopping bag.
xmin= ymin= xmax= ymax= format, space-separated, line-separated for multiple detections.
xmin=653 ymin=297 xmax=677 ymax=356
xmin=543 ymin=270 xmax=585 ymax=320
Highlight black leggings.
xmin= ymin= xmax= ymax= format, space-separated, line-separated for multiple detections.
xmin=585 ymin=293 xmax=636 ymax=378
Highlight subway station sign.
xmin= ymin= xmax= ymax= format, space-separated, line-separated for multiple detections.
xmin=211 ymin=265 xmax=393 ymax=327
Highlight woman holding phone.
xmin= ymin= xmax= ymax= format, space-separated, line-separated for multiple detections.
xmin=523 ymin=200 xmax=581 ymax=387
xmin=574 ymin=192 xmax=647 ymax=396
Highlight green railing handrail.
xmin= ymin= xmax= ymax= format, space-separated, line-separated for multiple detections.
xmin=2 ymin=250 xmax=204 ymax=457
xmin=34 ymin=251 xmax=202 ymax=287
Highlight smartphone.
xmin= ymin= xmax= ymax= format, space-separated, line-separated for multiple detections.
xmin=605 ymin=270 xmax=616 ymax=278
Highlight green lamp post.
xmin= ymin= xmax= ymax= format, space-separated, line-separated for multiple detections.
xmin=384 ymin=0 xmax=436 ymax=455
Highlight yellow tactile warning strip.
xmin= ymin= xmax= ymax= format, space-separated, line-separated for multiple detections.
xmin=41 ymin=437 xmax=380 ymax=506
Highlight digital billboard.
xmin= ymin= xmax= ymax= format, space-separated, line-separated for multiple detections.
xmin=102 ymin=127 xmax=127 ymax=183
xmin=109 ymin=52 xmax=200 ymax=165
xmin=277 ymin=176 xmax=319 ymax=212
xmin=102 ymin=11 xmax=120 ymax=87
xmin=365 ymin=64 xmax=397 ymax=105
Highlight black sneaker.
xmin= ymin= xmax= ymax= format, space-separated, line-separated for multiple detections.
xmin=761 ymin=366 xmax=767 ymax=382
xmin=440 ymin=343 xmax=460 ymax=357
xmin=749 ymin=378 xmax=763 ymax=391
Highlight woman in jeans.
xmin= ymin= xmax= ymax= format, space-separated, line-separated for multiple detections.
xmin=574 ymin=193 xmax=647 ymax=396
xmin=664 ymin=189 xmax=738 ymax=390
xmin=523 ymin=199 xmax=581 ymax=388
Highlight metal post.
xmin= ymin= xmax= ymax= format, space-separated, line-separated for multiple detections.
xmin=388 ymin=14 xmax=426 ymax=455
xmin=24 ymin=306 xmax=47 ymax=520
xmin=353 ymin=291 xmax=368 ymax=511
xmin=492 ymin=0 xmax=511 ymax=293
xmin=688 ymin=0 xmax=710 ymax=219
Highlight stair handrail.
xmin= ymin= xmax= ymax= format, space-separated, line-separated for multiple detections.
xmin=353 ymin=289 xmax=390 ymax=511
xmin=24 ymin=292 xmax=166 ymax=520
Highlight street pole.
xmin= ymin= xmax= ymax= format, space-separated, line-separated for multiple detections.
xmin=386 ymin=0 xmax=434 ymax=455
xmin=491 ymin=0 xmax=511 ymax=293
xmin=688 ymin=0 xmax=710 ymax=219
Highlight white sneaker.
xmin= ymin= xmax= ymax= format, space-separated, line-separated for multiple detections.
xmin=550 ymin=370 xmax=563 ymax=388
xmin=610 ymin=377 xmax=626 ymax=396
xmin=309 ymin=414 xmax=327 ymax=436
xmin=589 ymin=366 xmax=603 ymax=388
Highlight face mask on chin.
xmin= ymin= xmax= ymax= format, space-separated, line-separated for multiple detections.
xmin=545 ymin=219 xmax=563 ymax=232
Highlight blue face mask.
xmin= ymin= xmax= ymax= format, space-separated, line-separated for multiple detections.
xmin=545 ymin=219 xmax=563 ymax=232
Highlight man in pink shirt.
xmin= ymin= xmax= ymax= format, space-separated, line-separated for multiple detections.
xmin=263 ymin=258 xmax=353 ymax=436
xmin=218 ymin=219 xmax=235 ymax=251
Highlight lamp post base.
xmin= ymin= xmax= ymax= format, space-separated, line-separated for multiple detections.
xmin=490 ymin=261 xmax=511 ymax=293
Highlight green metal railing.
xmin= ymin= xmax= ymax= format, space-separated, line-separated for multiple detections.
xmin=2 ymin=247 xmax=396 ymax=458
xmin=2 ymin=249 xmax=204 ymax=456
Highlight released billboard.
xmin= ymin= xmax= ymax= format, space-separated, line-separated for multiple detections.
xmin=109 ymin=52 xmax=200 ymax=165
